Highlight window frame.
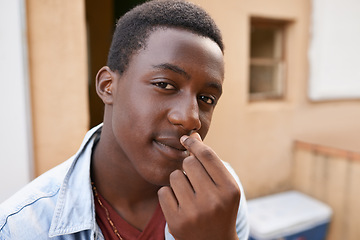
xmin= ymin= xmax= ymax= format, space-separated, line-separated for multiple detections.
xmin=249 ymin=17 xmax=288 ymax=101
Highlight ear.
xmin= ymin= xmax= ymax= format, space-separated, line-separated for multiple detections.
xmin=96 ymin=66 xmax=116 ymax=105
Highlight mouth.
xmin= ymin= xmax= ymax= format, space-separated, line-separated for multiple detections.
xmin=153 ymin=138 xmax=189 ymax=160
xmin=155 ymin=140 xmax=186 ymax=151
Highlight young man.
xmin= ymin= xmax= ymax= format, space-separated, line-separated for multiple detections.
xmin=0 ymin=1 xmax=249 ymax=239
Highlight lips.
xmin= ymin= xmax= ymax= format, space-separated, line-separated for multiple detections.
xmin=156 ymin=137 xmax=186 ymax=151
xmin=153 ymin=136 xmax=189 ymax=160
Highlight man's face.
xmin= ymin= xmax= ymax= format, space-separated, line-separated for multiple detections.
xmin=109 ymin=28 xmax=224 ymax=186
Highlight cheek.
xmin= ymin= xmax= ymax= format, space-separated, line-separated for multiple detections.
xmin=113 ymin=94 xmax=165 ymax=140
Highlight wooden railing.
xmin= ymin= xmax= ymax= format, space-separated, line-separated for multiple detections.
xmin=292 ymin=141 xmax=360 ymax=240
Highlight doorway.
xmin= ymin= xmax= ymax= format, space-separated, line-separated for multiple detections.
xmin=86 ymin=0 xmax=145 ymax=128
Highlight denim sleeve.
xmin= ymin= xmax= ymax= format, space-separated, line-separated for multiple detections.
xmin=0 ymin=225 xmax=10 ymax=240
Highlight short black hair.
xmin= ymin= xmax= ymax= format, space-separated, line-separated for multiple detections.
xmin=107 ymin=0 xmax=224 ymax=74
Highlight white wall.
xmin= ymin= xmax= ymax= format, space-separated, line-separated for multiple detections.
xmin=0 ymin=0 xmax=33 ymax=202
xmin=309 ymin=0 xmax=360 ymax=101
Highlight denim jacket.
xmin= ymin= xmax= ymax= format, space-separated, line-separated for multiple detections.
xmin=0 ymin=124 xmax=249 ymax=239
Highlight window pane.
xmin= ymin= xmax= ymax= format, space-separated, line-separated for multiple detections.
xmin=249 ymin=18 xmax=287 ymax=100
xmin=250 ymin=27 xmax=276 ymax=58
xmin=249 ymin=64 xmax=283 ymax=97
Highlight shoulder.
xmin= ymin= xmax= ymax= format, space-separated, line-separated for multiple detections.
xmin=0 ymin=158 xmax=73 ymax=238
xmin=0 ymin=125 xmax=102 ymax=239
xmin=221 ymin=161 xmax=244 ymax=193
xmin=221 ymin=161 xmax=250 ymax=240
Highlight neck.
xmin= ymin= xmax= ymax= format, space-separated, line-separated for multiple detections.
xmin=91 ymin=125 xmax=160 ymax=210
xmin=91 ymin=126 xmax=161 ymax=231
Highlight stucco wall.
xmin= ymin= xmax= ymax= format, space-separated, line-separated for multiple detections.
xmin=192 ymin=0 xmax=360 ymax=199
xmin=25 ymin=0 xmax=360 ymax=201
xmin=27 ymin=0 xmax=89 ymax=176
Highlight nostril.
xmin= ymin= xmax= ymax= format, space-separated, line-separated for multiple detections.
xmin=168 ymin=110 xmax=201 ymax=132
xmin=192 ymin=117 xmax=201 ymax=131
xmin=167 ymin=95 xmax=201 ymax=131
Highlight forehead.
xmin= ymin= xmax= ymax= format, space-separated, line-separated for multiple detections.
xmin=127 ymin=27 xmax=224 ymax=81
xmin=144 ymin=27 xmax=223 ymax=55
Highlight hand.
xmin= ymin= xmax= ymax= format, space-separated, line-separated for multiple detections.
xmin=158 ymin=133 xmax=240 ymax=240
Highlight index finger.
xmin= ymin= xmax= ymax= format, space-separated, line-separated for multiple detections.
xmin=180 ymin=134 xmax=233 ymax=186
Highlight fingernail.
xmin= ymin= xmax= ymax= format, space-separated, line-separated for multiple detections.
xmin=180 ymin=135 xmax=189 ymax=144
xmin=192 ymin=132 xmax=202 ymax=141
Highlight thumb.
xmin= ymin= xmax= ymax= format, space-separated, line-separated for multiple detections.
xmin=190 ymin=132 xmax=202 ymax=142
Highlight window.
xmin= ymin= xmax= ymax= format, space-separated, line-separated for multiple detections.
xmin=249 ymin=18 xmax=287 ymax=101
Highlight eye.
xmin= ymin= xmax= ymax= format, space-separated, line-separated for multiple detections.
xmin=153 ymin=82 xmax=176 ymax=90
xmin=198 ymin=95 xmax=216 ymax=105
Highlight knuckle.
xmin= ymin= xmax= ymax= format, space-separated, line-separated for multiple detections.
xmin=230 ymin=190 xmax=241 ymax=206
xmin=169 ymin=169 xmax=183 ymax=183
xmin=199 ymin=147 xmax=215 ymax=160
xmin=182 ymin=156 xmax=198 ymax=169
xmin=157 ymin=186 xmax=167 ymax=198
xmin=228 ymin=181 xmax=241 ymax=196
xmin=223 ymin=184 xmax=241 ymax=205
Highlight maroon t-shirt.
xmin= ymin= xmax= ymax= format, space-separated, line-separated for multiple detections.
xmin=94 ymin=192 xmax=166 ymax=240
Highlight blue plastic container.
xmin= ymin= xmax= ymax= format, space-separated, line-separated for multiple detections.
xmin=248 ymin=191 xmax=332 ymax=240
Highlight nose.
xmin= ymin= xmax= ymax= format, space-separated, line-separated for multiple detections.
xmin=168 ymin=96 xmax=201 ymax=132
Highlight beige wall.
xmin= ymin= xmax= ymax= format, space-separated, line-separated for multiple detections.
xmin=192 ymin=0 xmax=360 ymax=199
xmin=27 ymin=0 xmax=360 ymax=202
xmin=27 ymin=0 xmax=89 ymax=176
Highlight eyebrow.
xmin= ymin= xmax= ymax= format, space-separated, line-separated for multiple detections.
xmin=207 ymin=81 xmax=223 ymax=95
xmin=153 ymin=63 xmax=223 ymax=95
xmin=152 ymin=63 xmax=191 ymax=79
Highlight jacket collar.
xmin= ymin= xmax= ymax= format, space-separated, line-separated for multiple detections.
xmin=47 ymin=123 xmax=174 ymax=239
xmin=49 ymin=124 xmax=102 ymax=238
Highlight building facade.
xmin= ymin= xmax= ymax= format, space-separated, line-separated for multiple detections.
xmin=1 ymin=0 xmax=359 ymax=238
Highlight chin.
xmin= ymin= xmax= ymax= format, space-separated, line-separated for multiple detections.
xmin=134 ymin=154 xmax=183 ymax=187
xmin=146 ymin=172 xmax=172 ymax=187
xmin=140 ymin=167 xmax=175 ymax=187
